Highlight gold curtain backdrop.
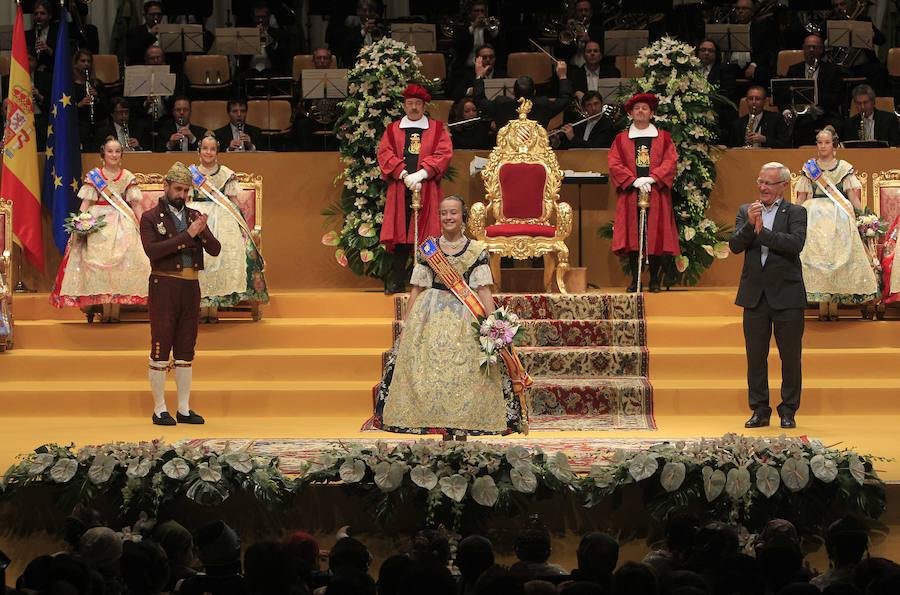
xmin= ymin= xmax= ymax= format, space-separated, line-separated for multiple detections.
xmin=16 ymin=148 xmax=900 ymax=292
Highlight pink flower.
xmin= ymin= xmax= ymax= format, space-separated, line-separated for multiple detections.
xmin=360 ymin=249 xmax=374 ymax=262
xmin=335 ymin=249 xmax=348 ymax=267
xmin=675 ymin=255 xmax=689 ymax=272
xmin=322 ymin=231 xmax=340 ymax=246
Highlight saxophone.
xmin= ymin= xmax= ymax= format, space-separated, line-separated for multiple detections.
xmin=744 ymin=113 xmax=758 ymax=147
xmin=859 ymin=113 xmax=867 ymax=141
xmin=123 ymin=118 xmax=132 ymax=151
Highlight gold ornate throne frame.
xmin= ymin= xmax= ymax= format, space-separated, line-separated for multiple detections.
xmin=468 ymin=99 xmax=572 ymax=293
xmin=0 ymin=197 xmax=13 ymax=351
xmin=789 ymin=171 xmax=868 ymax=207
xmin=134 ymin=172 xmax=265 ymax=320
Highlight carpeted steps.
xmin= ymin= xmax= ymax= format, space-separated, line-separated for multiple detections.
xmin=381 ymin=293 xmax=655 ymax=431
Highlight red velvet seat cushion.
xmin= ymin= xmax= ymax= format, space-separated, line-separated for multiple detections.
xmin=499 ymin=163 xmax=546 ymax=219
xmin=486 ymin=224 xmax=556 ymax=238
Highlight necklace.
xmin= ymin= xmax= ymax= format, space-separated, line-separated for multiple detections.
xmin=439 ymin=235 xmax=469 ymax=257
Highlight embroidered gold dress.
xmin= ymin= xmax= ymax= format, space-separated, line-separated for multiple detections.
xmin=50 ymin=168 xmax=150 ymax=307
xmin=189 ymin=164 xmax=268 ymax=307
xmin=373 ymin=237 xmax=525 ymax=437
xmin=795 ymin=160 xmax=878 ymax=304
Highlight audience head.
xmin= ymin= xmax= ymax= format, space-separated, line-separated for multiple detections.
xmin=79 ymin=526 xmax=123 ymax=576
xmin=410 ymin=529 xmax=450 ymax=567
xmin=475 ymin=565 xmax=526 ymax=595
xmin=329 ymin=536 xmax=371 ymax=573
xmin=144 ymin=46 xmax=165 ymax=65
xmin=515 ymin=518 xmax=553 ymax=564
xmin=152 ymin=519 xmax=194 ymax=566
xmin=524 ymin=580 xmax=558 ymax=595
xmin=476 ymin=44 xmax=497 ymax=71
xmin=313 ymin=47 xmax=333 ymax=69
xmin=697 ymin=40 xmax=719 ymax=66
xmin=451 ymin=96 xmax=479 ymax=123
xmin=244 ymin=540 xmax=304 ymax=595
xmin=120 ymin=540 xmax=169 ymax=595
xmin=574 ymin=0 xmax=593 ymax=22
xmin=611 ymin=561 xmax=658 ymax=595
xmin=659 ymin=569 xmax=710 ymax=595
xmin=733 ymin=0 xmax=754 ymax=24
xmin=576 ymin=532 xmax=619 ymax=581
xmin=582 ymin=91 xmax=604 ymax=116
xmin=826 ymin=516 xmax=869 ymax=567
xmin=283 ymin=531 xmax=321 ymax=571
xmin=17 ymin=553 xmax=98 ymax=594
xmin=852 ymin=84 xmax=876 ymax=118
xmin=803 ymin=34 xmax=825 ymax=65
xmin=514 ymin=75 xmax=535 ymax=100
xmin=663 ymin=509 xmax=700 ymax=555
xmin=401 ymin=84 xmax=430 ymax=121
xmin=62 ymin=506 xmax=105 ymax=552
xmin=328 ymin=568 xmax=377 ymax=595
xmin=758 ymin=161 xmax=790 ymax=204
xmin=194 ymin=519 xmax=242 ymax=573
xmin=376 ymin=554 xmax=414 ymax=595
xmin=227 ymin=99 xmax=249 ymax=127
xmin=457 ymin=535 xmax=495 ymax=582
xmin=398 ymin=562 xmax=456 ymax=595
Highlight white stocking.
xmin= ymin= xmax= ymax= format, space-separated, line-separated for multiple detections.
xmin=174 ymin=360 xmax=192 ymax=416
xmin=149 ymin=360 xmax=169 ymax=415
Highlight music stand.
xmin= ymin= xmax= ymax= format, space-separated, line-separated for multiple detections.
xmin=215 ymin=27 xmax=262 ymax=84
xmin=842 ymin=140 xmax=889 ymax=148
xmin=158 ymin=24 xmax=204 ymax=92
xmin=483 ymin=78 xmax=517 ymax=100
xmin=125 ymin=65 xmax=176 ymax=147
xmin=604 ymin=31 xmax=649 ymax=57
xmin=827 ymin=20 xmax=874 ymax=52
xmin=595 ymin=78 xmax=628 ymax=106
xmin=391 ymin=24 xmax=436 ymax=52
xmin=705 ymin=24 xmax=751 ymax=54
xmin=302 ymin=69 xmax=348 ymax=150
xmin=771 ymin=78 xmax=815 ymax=110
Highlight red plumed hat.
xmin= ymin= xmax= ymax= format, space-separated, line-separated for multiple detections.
xmin=402 ymin=83 xmax=431 ymax=103
xmin=624 ymin=93 xmax=659 ymax=113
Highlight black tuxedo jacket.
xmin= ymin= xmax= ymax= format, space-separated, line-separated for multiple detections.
xmin=567 ymin=61 xmax=622 ymax=95
xmin=841 ymin=109 xmax=900 ymax=146
xmin=729 ymin=111 xmax=790 ymax=148
xmin=558 ymin=117 xmax=616 ymax=149
xmin=785 ymin=61 xmax=844 ymax=112
xmin=473 ymin=77 xmax=574 ymax=129
xmin=26 ymin=23 xmax=59 ymax=73
xmin=706 ymin=62 xmax=737 ymax=101
xmin=214 ymin=123 xmax=263 ymax=152
xmin=729 ymin=199 xmax=808 ymax=310
xmin=94 ymin=119 xmax=152 ymax=152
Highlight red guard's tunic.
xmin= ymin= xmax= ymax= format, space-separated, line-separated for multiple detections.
xmin=608 ymin=127 xmax=680 ymax=256
xmin=377 ymin=118 xmax=453 ymax=253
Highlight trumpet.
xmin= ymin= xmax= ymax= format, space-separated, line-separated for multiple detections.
xmin=806 ymin=56 xmax=818 ymax=79
xmin=85 ymin=69 xmax=94 ymax=126
xmin=234 ymin=121 xmax=245 ymax=152
xmin=485 ymin=16 xmax=500 ymax=33
xmin=558 ymin=19 xmax=587 ymax=46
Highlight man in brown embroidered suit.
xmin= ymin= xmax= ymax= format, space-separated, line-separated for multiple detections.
xmin=140 ymin=162 xmax=221 ymax=425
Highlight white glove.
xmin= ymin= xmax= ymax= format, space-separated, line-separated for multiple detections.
xmin=404 ymin=169 xmax=428 ymax=189
xmin=632 ymin=176 xmax=655 ymax=194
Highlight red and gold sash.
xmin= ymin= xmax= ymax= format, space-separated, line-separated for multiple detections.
xmin=87 ymin=168 xmax=140 ymax=230
xmin=419 ymin=237 xmax=532 ymax=430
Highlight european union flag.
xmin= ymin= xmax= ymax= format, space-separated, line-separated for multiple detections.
xmin=42 ymin=5 xmax=81 ymax=254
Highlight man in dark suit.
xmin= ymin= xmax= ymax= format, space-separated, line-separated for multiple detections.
xmin=729 ymin=86 xmax=790 ymax=148
xmin=450 ymin=1 xmax=504 ymax=80
xmin=552 ymin=91 xmax=615 ymax=149
xmin=25 ymin=0 xmax=58 ymax=74
xmin=729 ymin=162 xmax=807 ymax=429
xmin=553 ymin=0 xmax=605 ymax=67
xmin=95 ymin=97 xmax=152 ymax=152
xmin=214 ymin=99 xmax=262 ymax=152
xmin=784 ymin=34 xmax=844 ymax=146
xmin=568 ymin=41 xmax=620 ymax=101
xmin=842 ymin=84 xmax=900 ymax=146
xmin=450 ymin=44 xmax=507 ymax=100
xmin=473 ymin=60 xmax=573 ymax=129
xmin=157 ymin=96 xmax=205 ymax=152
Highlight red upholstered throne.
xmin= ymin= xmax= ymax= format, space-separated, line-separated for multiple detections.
xmin=134 ymin=172 xmax=265 ymax=321
xmin=469 ymin=98 xmax=572 ymax=293
xmin=0 ymin=198 xmax=13 ymax=350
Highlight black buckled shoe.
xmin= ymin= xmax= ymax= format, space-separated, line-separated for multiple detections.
xmin=176 ymin=410 xmax=205 ymax=424
xmin=744 ymin=411 xmax=770 ymax=428
xmin=152 ymin=411 xmax=176 ymax=426
xmin=780 ymin=413 xmax=796 ymax=429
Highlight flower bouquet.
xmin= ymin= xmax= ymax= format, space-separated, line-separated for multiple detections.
xmin=471 ymin=307 xmax=525 ymax=369
xmin=855 ymin=208 xmax=888 ymax=241
xmin=64 ymin=212 xmax=107 ymax=236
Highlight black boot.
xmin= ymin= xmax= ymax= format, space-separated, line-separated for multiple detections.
xmin=626 ymin=252 xmax=640 ymax=293
xmin=648 ymin=255 xmax=662 ymax=293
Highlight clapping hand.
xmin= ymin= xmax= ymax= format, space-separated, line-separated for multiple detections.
xmin=748 ymin=201 xmax=764 ymax=233
xmin=187 ymin=213 xmax=209 ymax=237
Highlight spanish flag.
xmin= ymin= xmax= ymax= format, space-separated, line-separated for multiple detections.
xmin=1 ymin=3 xmax=44 ymax=273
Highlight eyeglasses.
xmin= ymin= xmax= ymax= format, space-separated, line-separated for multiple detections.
xmin=756 ymin=178 xmax=787 ymax=186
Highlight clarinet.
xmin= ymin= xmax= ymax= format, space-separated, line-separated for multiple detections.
xmin=34 ymin=23 xmax=42 ymax=55
xmin=85 ymin=69 xmax=94 ymax=126
xmin=178 ymin=119 xmax=189 ymax=152
xmin=235 ymin=122 xmax=245 ymax=152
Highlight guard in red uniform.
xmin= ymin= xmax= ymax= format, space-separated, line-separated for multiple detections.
xmin=140 ymin=162 xmax=221 ymax=425
xmin=608 ymin=93 xmax=679 ymax=293
xmin=378 ymin=83 xmax=453 ymax=293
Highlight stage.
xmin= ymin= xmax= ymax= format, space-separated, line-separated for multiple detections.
xmin=3 ymin=147 xmax=900 ymax=583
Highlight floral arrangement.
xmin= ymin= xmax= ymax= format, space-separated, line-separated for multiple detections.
xmin=1 ymin=440 xmax=293 ymax=520
xmin=472 ymin=307 xmax=525 ymax=369
xmin=599 ymin=36 xmax=732 ymax=286
xmin=299 ymin=439 xmax=576 ymax=529
xmin=322 ymin=38 xmax=429 ymax=281
xmin=64 ymin=212 xmax=107 ymax=235
xmin=580 ymin=434 xmax=887 ymax=532
xmin=856 ymin=208 xmax=889 ymax=240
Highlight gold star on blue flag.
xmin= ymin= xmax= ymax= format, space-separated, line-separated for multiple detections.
xmin=42 ymin=5 xmax=81 ymax=253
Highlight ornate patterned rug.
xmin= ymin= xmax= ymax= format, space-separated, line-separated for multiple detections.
xmin=370 ymin=293 xmax=656 ymax=432
xmin=177 ymin=437 xmax=680 ymax=475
